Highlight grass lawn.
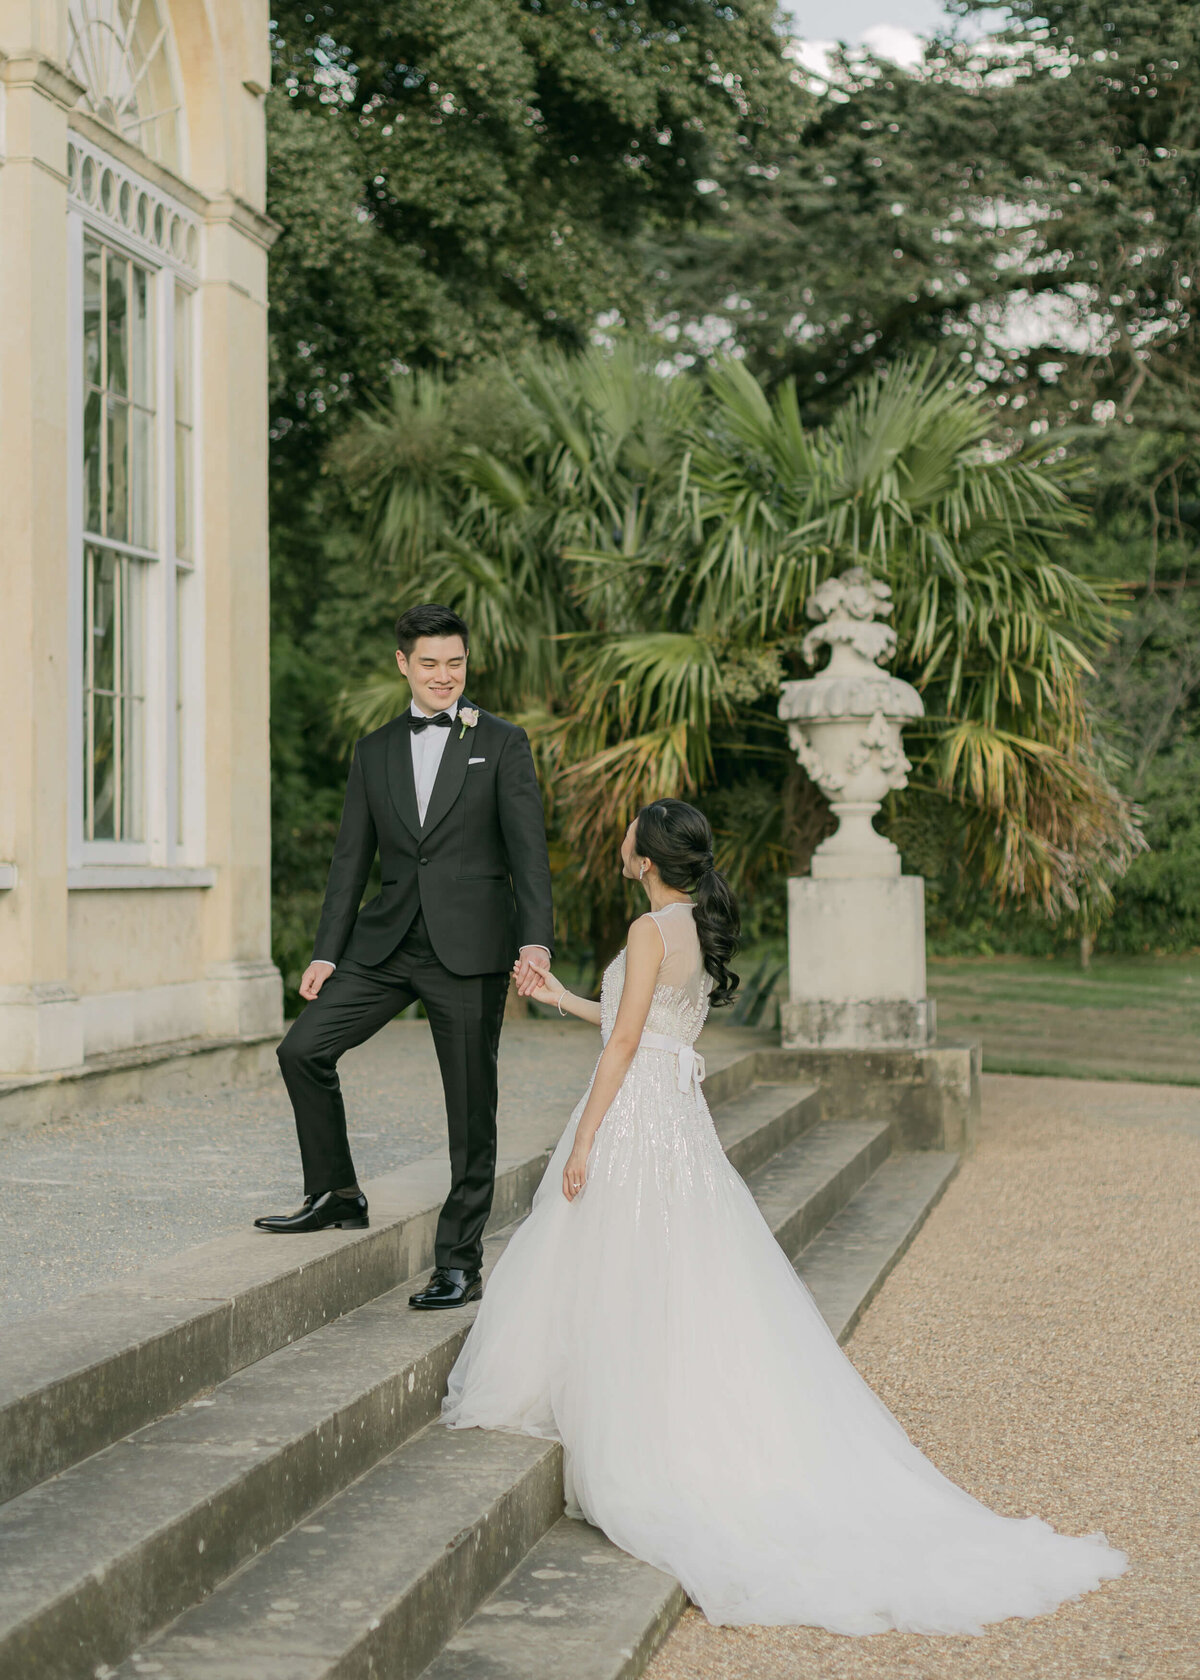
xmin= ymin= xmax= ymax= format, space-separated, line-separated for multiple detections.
xmin=928 ymin=953 xmax=1200 ymax=1085
xmin=550 ymin=943 xmax=1200 ymax=1087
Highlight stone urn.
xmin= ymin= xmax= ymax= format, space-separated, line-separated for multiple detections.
xmin=779 ymin=569 xmax=924 ymax=879
xmin=777 ymin=568 xmax=934 ymax=1049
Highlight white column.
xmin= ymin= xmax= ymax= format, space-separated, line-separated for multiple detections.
xmin=0 ymin=53 xmax=85 ymax=1071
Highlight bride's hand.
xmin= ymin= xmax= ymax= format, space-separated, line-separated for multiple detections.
xmin=513 ymin=956 xmax=565 ymax=1009
xmin=563 ymin=1139 xmax=591 ymax=1202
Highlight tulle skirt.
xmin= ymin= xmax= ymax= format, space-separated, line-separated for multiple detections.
xmin=443 ymin=1057 xmax=1127 ymax=1632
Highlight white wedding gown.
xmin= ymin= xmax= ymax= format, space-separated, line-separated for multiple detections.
xmin=442 ymin=903 xmax=1127 ymax=1633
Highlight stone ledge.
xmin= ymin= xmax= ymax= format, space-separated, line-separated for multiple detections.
xmin=754 ymin=1040 xmax=982 ymax=1154
xmin=0 ymin=1032 xmax=281 ymax=1136
xmin=66 ymin=865 xmax=217 ymax=890
xmin=0 ymin=1040 xmax=765 ymax=1504
xmin=0 ymin=1143 xmax=552 ymax=1506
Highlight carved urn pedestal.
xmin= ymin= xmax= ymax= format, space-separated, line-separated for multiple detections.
xmin=778 ymin=570 xmax=935 ymax=1051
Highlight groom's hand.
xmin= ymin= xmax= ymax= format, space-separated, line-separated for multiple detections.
xmin=514 ymin=945 xmax=551 ymax=998
xmin=299 ymin=960 xmax=335 ymax=1002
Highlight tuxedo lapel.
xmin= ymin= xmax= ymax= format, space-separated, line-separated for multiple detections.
xmin=386 ymin=714 xmax=421 ymax=840
xmin=420 ymin=703 xmax=473 ymax=838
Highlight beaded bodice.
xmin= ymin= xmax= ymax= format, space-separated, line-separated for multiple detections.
xmin=599 ymin=904 xmax=710 ymax=1049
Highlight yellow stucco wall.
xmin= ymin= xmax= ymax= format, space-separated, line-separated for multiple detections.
xmin=0 ymin=0 xmax=282 ymax=1070
xmin=68 ymin=891 xmax=208 ymax=995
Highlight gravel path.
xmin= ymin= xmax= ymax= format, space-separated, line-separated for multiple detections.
xmin=647 ymin=1074 xmax=1200 ymax=1680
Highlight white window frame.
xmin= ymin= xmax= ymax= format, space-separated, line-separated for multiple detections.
xmin=66 ymin=133 xmax=204 ymax=872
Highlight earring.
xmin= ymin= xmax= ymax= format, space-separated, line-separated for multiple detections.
xmin=638 ymin=862 xmax=648 ymax=880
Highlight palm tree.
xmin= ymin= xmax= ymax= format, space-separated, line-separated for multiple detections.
xmin=333 ymin=344 xmax=1142 ymax=964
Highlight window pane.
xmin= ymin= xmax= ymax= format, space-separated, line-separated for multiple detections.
xmin=173 ymin=285 xmax=191 ymax=424
xmin=83 ymin=390 xmax=103 ymax=535
xmin=131 ymin=265 xmax=153 ymax=408
xmin=106 ymin=252 xmax=128 ymax=396
xmin=91 ymin=547 xmax=117 ymax=694
xmin=121 ymin=566 xmax=144 ymax=841
xmin=132 ymin=407 xmax=155 ymax=548
xmin=175 ymin=567 xmax=186 ymax=840
xmin=175 ymin=423 xmax=190 ymax=557
xmin=91 ymin=692 xmax=116 ymax=840
xmin=107 ymin=396 xmax=129 ymax=541
xmin=84 ymin=242 xmax=103 ymax=388
xmin=83 ymin=547 xmax=144 ymax=842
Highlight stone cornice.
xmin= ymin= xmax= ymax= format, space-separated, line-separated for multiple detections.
xmin=204 ymin=191 xmax=282 ymax=252
xmin=0 ymin=51 xmax=86 ymax=111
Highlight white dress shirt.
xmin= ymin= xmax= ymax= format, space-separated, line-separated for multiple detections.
xmin=311 ymin=698 xmax=549 ymax=972
xmin=410 ymin=696 xmax=458 ymax=824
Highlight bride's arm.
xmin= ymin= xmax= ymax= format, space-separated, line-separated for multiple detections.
xmin=562 ymin=916 xmax=662 ymax=1200
xmin=514 ymin=957 xmax=603 ymax=1026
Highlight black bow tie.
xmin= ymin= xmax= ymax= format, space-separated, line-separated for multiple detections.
xmin=411 ymin=711 xmax=454 ymax=733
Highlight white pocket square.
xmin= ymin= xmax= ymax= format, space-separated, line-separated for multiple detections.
xmin=468 ymin=757 xmax=486 ymax=765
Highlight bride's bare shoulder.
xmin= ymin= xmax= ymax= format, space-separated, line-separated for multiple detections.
xmin=626 ymin=913 xmax=666 ymax=958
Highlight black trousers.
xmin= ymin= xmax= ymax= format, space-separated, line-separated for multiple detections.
xmin=276 ymin=913 xmax=510 ymax=1270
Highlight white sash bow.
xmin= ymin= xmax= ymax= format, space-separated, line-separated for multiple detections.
xmin=639 ymin=1030 xmax=706 ymax=1096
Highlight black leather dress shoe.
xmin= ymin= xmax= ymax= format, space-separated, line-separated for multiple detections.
xmin=409 ymin=1267 xmax=482 ymax=1310
xmin=254 ymin=1190 xmax=370 ymax=1234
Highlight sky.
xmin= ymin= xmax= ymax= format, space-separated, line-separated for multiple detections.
xmin=781 ymin=0 xmax=955 ymax=38
xmin=780 ymin=2 xmax=1008 ymax=72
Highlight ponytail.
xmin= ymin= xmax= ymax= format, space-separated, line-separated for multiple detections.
xmin=634 ymin=801 xmax=741 ymax=1006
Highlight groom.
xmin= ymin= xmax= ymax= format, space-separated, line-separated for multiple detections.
xmin=257 ymin=604 xmax=555 ymax=1310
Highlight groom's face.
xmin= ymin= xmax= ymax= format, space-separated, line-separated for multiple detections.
xmin=396 ymin=635 xmax=468 ymax=716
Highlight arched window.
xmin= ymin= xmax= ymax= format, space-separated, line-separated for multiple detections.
xmin=66 ymin=0 xmax=184 ymax=171
xmin=66 ymin=125 xmax=201 ymax=862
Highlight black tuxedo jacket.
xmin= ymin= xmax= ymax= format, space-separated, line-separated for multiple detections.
xmin=312 ymin=704 xmax=555 ymax=976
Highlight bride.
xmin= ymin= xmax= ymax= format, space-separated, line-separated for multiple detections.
xmin=441 ymin=798 xmax=1127 ymax=1633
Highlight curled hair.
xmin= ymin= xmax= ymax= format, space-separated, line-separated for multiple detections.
xmin=634 ymin=799 xmax=740 ymax=1006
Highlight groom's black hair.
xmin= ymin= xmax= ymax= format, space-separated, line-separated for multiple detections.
xmin=395 ymin=603 xmax=470 ymax=658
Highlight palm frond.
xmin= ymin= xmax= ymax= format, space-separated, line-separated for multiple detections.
xmin=328 ymin=341 xmax=1138 ymax=927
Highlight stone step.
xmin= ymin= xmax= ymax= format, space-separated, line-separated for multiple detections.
xmin=84 ymin=1104 xmax=842 ymax=1680
xmin=396 ymin=1147 xmax=959 ymax=1680
xmin=0 ymin=1257 xmax=507 ymax=1680
xmin=0 ymin=1149 xmax=545 ymax=1509
xmin=0 ymin=1097 xmax=929 ymax=1680
xmin=0 ymin=1054 xmax=790 ymax=1506
xmin=746 ymin=1119 xmax=891 ymax=1258
xmin=0 ymin=1078 xmax=814 ymax=1680
xmin=420 ymin=1516 xmax=686 ymax=1680
xmin=107 ymin=1423 xmax=565 ymax=1680
xmin=797 ymin=1149 xmax=960 ymax=1344
xmin=713 ymin=1080 xmax=820 ymax=1178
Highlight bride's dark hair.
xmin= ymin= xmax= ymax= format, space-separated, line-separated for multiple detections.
xmin=634 ymin=800 xmax=740 ymax=1007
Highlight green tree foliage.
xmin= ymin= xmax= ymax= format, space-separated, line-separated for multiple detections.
xmin=268 ymin=0 xmax=796 ymax=451
xmin=655 ymin=0 xmax=1200 ymax=422
xmin=266 ymin=0 xmax=1199 ymax=994
xmin=648 ymin=0 xmax=1200 ymax=955
xmin=265 ymin=0 xmax=797 ymax=1003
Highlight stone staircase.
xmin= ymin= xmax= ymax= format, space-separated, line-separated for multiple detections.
xmin=0 ymin=1056 xmax=959 ymax=1680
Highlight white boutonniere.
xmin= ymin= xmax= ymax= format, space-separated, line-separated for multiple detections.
xmin=458 ymin=706 xmax=480 ymax=739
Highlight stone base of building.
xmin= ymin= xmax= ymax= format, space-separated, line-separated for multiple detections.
xmin=0 ymin=962 xmax=283 ymax=1076
xmin=0 ymin=1030 xmax=282 ymax=1136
